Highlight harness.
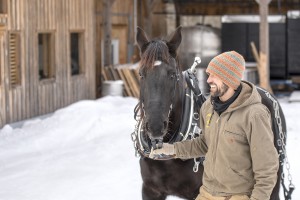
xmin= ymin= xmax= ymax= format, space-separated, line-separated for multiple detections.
xmin=257 ymin=87 xmax=295 ymax=200
xmin=131 ymin=58 xmax=206 ymax=171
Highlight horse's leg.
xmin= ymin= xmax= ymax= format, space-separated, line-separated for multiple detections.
xmin=142 ymin=183 xmax=167 ymax=200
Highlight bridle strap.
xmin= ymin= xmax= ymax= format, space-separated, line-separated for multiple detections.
xmin=169 ymin=62 xmax=181 ymax=111
xmin=184 ymin=69 xmax=206 ymax=108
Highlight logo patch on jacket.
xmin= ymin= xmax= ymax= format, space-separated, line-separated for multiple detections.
xmin=206 ymin=113 xmax=212 ymax=128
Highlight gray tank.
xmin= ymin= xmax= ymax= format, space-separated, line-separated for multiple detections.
xmin=179 ymin=25 xmax=221 ymax=95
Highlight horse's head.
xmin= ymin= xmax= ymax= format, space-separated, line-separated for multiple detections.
xmin=136 ymin=26 xmax=183 ymax=148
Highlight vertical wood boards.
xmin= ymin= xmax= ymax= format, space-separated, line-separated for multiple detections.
xmin=0 ymin=0 xmax=96 ymax=127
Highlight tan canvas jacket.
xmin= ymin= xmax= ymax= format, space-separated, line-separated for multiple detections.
xmin=174 ymin=81 xmax=279 ymax=200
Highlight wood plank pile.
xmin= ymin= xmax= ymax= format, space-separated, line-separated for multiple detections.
xmin=101 ymin=65 xmax=140 ymax=98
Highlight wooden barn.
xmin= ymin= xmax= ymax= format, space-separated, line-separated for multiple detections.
xmin=1 ymin=0 xmax=300 ymax=127
xmin=0 ymin=0 xmax=95 ymax=127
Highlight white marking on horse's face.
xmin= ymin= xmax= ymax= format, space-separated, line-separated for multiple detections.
xmin=153 ymin=60 xmax=162 ymax=67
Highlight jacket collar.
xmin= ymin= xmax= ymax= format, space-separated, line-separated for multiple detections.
xmin=209 ymin=81 xmax=262 ymax=115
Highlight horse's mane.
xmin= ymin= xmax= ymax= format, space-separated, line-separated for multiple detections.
xmin=139 ymin=39 xmax=171 ymax=70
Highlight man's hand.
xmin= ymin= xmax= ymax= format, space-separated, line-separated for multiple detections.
xmin=149 ymin=143 xmax=175 ymax=160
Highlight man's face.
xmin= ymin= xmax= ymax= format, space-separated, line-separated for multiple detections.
xmin=206 ymin=73 xmax=229 ymax=97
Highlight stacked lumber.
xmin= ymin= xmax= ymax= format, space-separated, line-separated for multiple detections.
xmin=102 ymin=65 xmax=140 ymax=98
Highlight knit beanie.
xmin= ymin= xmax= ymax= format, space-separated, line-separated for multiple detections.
xmin=206 ymin=51 xmax=245 ymax=90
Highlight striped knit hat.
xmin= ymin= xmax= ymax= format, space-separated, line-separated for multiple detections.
xmin=206 ymin=51 xmax=245 ymax=90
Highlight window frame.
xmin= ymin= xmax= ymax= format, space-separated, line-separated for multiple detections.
xmin=70 ymin=31 xmax=85 ymax=76
xmin=37 ymin=31 xmax=56 ymax=81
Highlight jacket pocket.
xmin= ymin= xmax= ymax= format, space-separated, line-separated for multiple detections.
xmin=223 ymin=129 xmax=247 ymax=144
xmin=217 ymin=165 xmax=252 ymax=187
xmin=229 ymin=166 xmax=252 ymax=183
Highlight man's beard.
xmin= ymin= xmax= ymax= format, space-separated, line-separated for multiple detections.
xmin=210 ymin=83 xmax=229 ymax=97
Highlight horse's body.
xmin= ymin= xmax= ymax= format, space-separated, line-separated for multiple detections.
xmin=135 ymin=26 xmax=286 ymax=200
xmin=140 ymin=158 xmax=203 ymax=199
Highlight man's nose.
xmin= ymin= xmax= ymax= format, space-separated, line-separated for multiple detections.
xmin=207 ymin=75 xmax=212 ymax=83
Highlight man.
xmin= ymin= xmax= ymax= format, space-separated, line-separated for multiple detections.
xmin=150 ymin=51 xmax=279 ymax=200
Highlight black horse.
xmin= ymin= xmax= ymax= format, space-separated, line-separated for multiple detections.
xmin=134 ymin=26 xmax=288 ymax=200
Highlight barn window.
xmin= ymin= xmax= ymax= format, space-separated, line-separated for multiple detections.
xmin=0 ymin=0 xmax=7 ymax=13
xmin=9 ymin=33 xmax=21 ymax=86
xmin=38 ymin=33 xmax=55 ymax=80
xmin=70 ymin=32 xmax=84 ymax=75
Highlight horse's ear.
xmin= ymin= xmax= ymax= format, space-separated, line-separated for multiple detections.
xmin=136 ymin=26 xmax=149 ymax=52
xmin=166 ymin=26 xmax=182 ymax=56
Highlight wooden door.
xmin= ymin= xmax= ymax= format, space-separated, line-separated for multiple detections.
xmin=112 ymin=25 xmax=127 ymax=64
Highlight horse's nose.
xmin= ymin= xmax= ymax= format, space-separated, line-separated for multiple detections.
xmin=151 ymin=138 xmax=163 ymax=149
xmin=145 ymin=120 xmax=168 ymax=137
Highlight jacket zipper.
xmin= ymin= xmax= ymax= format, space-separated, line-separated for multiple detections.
xmin=212 ymin=112 xmax=222 ymax=195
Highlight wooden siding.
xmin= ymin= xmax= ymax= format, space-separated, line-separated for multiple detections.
xmin=7 ymin=0 xmax=24 ymax=30
xmin=0 ymin=0 xmax=95 ymax=127
xmin=0 ymin=30 xmax=7 ymax=125
xmin=96 ymin=0 xmax=133 ymax=24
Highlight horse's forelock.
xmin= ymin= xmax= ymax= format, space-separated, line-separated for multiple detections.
xmin=139 ymin=40 xmax=171 ymax=70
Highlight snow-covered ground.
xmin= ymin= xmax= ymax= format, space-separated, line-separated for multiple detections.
xmin=0 ymin=96 xmax=298 ymax=200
